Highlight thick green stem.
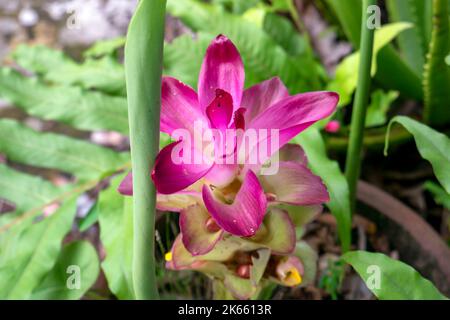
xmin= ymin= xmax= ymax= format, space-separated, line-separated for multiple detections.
xmin=345 ymin=0 xmax=376 ymax=212
xmin=125 ymin=0 xmax=166 ymax=300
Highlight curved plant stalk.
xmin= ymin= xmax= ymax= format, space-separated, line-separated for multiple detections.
xmin=423 ymin=0 xmax=450 ymax=127
xmin=345 ymin=0 xmax=377 ymax=212
xmin=125 ymin=0 xmax=167 ymax=300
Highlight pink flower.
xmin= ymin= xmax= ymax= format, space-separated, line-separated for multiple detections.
xmin=118 ymin=35 xmax=338 ymax=255
xmin=324 ymin=120 xmax=341 ymax=133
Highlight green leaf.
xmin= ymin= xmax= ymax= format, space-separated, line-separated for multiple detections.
xmin=324 ymin=0 xmax=423 ymax=100
xmin=83 ymin=37 xmax=126 ymax=58
xmin=12 ymin=45 xmax=71 ymax=74
xmin=0 ymin=164 xmax=63 ymax=213
xmin=385 ymin=116 xmax=450 ymax=194
xmin=163 ymin=33 xmax=210 ymax=88
xmin=294 ymin=128 xmax=352 ymax=252
xmin=98 ymin=173 xmax=134 ymax=299
xmin=0 ymin=68 xmax=129 ymax=134
xmin=365 ymin=90 xmax=399 ymax=127
xmin=263 ymin=12 xmax=308 ymax=57
xmin=46 ymin=56 xmax=125 ymax=95
xmin=12 ymin=45 xmax=126 ymax=95
xmin=0 ymin=119 xmax=130 ymax=182
xmin=328 ymin=23 xmax=411 ymax=107
xmin=342 ymin=251 xmax=448 ymax=300
xmin=167 ymin=0 xmax=323 ymax=92
xmin=30 ymin=240 xmax=100 ymax=299
xmin=424 ymin=181 xmax=450 ymax=210
xmin=324 ymin=0 xmax=362 ymax=45
xmin=212 ymin=0 xmax=261 ymax=14
xmin=423 ymin=0 xmax=450 ymax=126
xmin=0 ymin=197 xmax=77 ymax=299
xmin=386 ymin=0 xmax=427 ymax=76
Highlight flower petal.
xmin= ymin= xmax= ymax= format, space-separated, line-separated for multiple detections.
xmin=180 ymin=204 xmax=224 ymax=256
xmin=152 ymin=141 xmax=213 ymax=194
xmin=156 ymin=191 xmax=201 ymax=212
xmin=294 ymin=241 xmax=318 ymax=286
xmin=119 ymin=172 xmax=202 ymax=211
xmin=161 ymin=77 xmax=207 ymax=135
xmin=204 ymin=163 xmax=238 ymax=188
xmin=118 ymin=171 xmax=133 ymax=196
xmin=223 ymin=274 xmax=258 ymax=300
xmin=250 ymin=248 xmax=271 ymax=286
xmin=281 ymin=204 xmax=323 ymax=228
xmin=259 ymin=161 xmax=329 ymax=206
xmin=249 ymin=208 xmax=296 ymax=254
xmin=276 ymin=143 xmax=307 ymax=165
xmin=248 ymin=91 xmax=339 ymax=157
xmin=275 ymin=256 xmax=305 ymax=287
xmin=202 ymin=170 xmax=267 ymax=237
xmin=198 ymin=35 xmax=244 ymax=110
xmin=241 ymin=77 xmax=289 ymax=123
xmin=206 ymin=89 xmax=234 ymax=130
xmin=167 ymin=234 xmax=196 ymax=270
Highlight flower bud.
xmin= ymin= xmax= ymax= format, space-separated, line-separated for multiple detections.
xmin=276 ymin=256 xmax=304 ymax=287
xmin=236 ymin=264 xmax=251 ymax=279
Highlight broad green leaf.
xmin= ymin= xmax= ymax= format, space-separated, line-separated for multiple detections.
xmin=386 ymin=0 xmax=426 ymax=76
xmin=365 ymin=90 xmax=399 ymax=127
xmin=98 ymin=174 xmax=134 ymax=299
xmin=83 ymin=37 xmax=126 ymax=58
xmin=385 ymin=116 xmax=450 ymax=194
xmin=270 ymin=0 xmax=291 ymax=12
xmin=30 ymin=240 xmax=100 ymax=299
xmin=212 ymin=0 xmax=261 ymax=14
xmin=167 ymin=0 xmax=323 ymax=92
xmin=423 ymin=0 xmax=450 ymax=126
xmin=0 ymin=119 xmax=130 ymax=182
xmin=0 ymin=197 xmax=77 ymax=299
xmin=45 ymin=56 xmax=125 ymax=95
xmin=294 ymin=128 xmax=351 ymax=252
xmin=12 ymin=45 xmax=126 ymax=95
xmin=163 ymin=33 xmax=210 ymax=88
xmin=12 ymin=45 xmax=70 ymax=74
xmin=324 ymin=0 xmax=362 ymax=45
xmin=342 ymin=251 xmax=448 ymax=300
xmin=0 ymin=164 xmax=63 ymax=213
xmin=424 ymin=181 xmax=450 ymax=210
xmin=263 ymin=12 xmax=308 ymax=57
xmin=328 ymin=23 xmax=412 ymax=107
xmin=0 ymin=68 xmax=129 ymax=134
xmin=242 ymin=6 xmax=266 ymax=27
xmin=324 ymin=0 xmax=423 ymax=101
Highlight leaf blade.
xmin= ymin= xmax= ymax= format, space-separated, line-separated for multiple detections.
xmin=385 ymin=116 xmax=450 ymax=194
xmin=342 ymin=251 xmax=448 ymax=300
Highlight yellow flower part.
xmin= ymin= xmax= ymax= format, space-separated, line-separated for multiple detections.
xmin=165 ymin=251 xmax=173 ymax=262
xmin=284 ymin=268 xmax=302 ymax=287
